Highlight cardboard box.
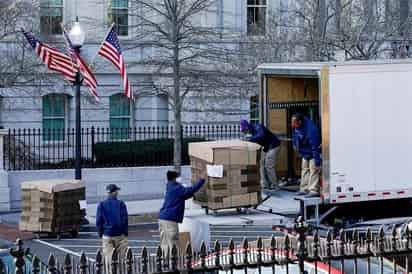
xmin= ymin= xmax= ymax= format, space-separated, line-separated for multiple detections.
xmin=19 ymin=179 xmax=85 ymax=233
xmin=179 ymin=232 xmax=191 ymax=254
xmin=188 ymin=140 xmax=261 ymax=165
xmin=189 ymin=140 xmax=262 ymax=210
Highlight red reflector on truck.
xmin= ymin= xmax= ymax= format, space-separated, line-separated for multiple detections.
xmin=338 ymin=195 xmax=346 ymax=198
xmin=368 ymin=193 xmax=376 ymax=196
xmin=383 ymin=192 xmax=391 ymax=195
xmin=353 ymin=194 xmax=361 ymax=198
xmin=398 ymin=191 xmax=405 ymax=194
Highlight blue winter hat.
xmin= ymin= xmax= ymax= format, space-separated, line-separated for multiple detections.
xmin=240 ymin=119 xmax=250 ymax=132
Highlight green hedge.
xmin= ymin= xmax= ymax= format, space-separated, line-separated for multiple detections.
xmin=93 ymin=138 xmax=206 ymax=167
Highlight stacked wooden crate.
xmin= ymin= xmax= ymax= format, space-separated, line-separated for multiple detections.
xmin=189 ymin=140 xmax=262 ymax=210
xmin=19 ymin=180 xmax=85 ymax=234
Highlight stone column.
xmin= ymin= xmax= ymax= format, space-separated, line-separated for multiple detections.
xmin=0 ymin=129 xmax=10 ymax=211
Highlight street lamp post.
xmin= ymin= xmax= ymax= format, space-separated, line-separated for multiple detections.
xmin=69 ymin=19 xmax=85 ymax=180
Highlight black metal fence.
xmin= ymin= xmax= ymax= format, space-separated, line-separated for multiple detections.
xmin=4 ymin=218 xmax=412 ymax=274
xmin=4 ymin=124 xmax=240 ymax=171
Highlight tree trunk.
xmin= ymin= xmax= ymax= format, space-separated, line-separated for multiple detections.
xmin=172 ymin=34 xmax=182 ymax=173
xmin=335 ymin=0 xmax=342 ymax=33
xmin=399 ymin=0 xmax=409 ymax=58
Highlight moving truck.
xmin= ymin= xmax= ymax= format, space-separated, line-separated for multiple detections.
xmin=257 ymin=61 xmax=412 ymax=225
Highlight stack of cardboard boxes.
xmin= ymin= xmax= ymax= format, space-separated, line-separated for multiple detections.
xmin=19 ymin=180 xmax=85 ymax=234
xmin=189 ymin=140 xmax=262 ymax=210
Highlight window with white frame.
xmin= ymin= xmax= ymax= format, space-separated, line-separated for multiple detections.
xmin=247 ymin=0 xmax=267 ymax=36
xmin=42 ymin=94 xmax=66 ymax=141
xmin=40 ymin=0 xmax=63 ymax=35
xmin=108 ymin=0 xmax=129 ymax=36
xmin=110 ymin=93 xmax=131 ymax=140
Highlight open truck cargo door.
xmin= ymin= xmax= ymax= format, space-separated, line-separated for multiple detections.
xmin=258 ymin=61 xmax=412 ymax=206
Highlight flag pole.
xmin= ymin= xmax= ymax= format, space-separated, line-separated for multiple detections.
xmin=90 ymin=22 xmax=115 ymax=69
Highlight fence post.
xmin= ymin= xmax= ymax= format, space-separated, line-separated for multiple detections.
xmin=0 ymin=129 xmax=8 ymax=170
xmin=0 ymin=128 xmax=10 ymax=211
xmin=141 ymin=247 xmax=148 ymax=274
xmin=171 ymin=245 xmax=178 ymax=271
xmin=294 ymin=216 xmax=309 ymax=274
xmin=95 ymin=251 xmax=103 ymax=274
xmin=9 ymin=239 xmax=29 ymax=274
xmin=63 ymin=254 xmax=72 ymax=274
xmin=111 ymin=248 xmax=119 ymax=274
xmin=126 ymin=248 xmax=133 ymax=274
xmin=91 ymin=126 xmax=95 ymax=168
xmin=31 ymin=256 xmax=40 ymax=274
xmin=47 ymin=254 xmax=57 ymax=274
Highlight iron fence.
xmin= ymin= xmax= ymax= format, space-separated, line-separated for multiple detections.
xmin=4 ymin=124 xmax=241 ymax=171
xmin=3 ymin=218 xmax=412 ymax=274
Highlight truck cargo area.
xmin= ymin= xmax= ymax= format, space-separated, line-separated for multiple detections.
xmin=264 ymin=75 xmax=320 ymax=180
xmin=258 ymin=61 xmax=412 ymax=227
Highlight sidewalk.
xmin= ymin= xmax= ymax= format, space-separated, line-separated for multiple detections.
xmin=85 ymin=190 xmax=300 ymax=227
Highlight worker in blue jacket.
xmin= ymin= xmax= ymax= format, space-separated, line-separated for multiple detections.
xmin=240 ymin=119 xmax=281 ymax=190
xmin=159 ymin=171 xmax=205 ymax=253
xmin=96 ymin=184 xmax=128 ymax=273
xmin=291 ymin=113 xmax=321 ymax=198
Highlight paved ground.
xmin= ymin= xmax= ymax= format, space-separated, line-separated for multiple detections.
xmin=2 ymin=190 xmax=302 ymax=266
xmin=24 ymin=224 xmax=283 ymax=266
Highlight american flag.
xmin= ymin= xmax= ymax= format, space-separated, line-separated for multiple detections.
xmin=97 ymin=24 xmax=133 ymax=100
xmin=22 ymin=30 xmax=77 ymax=82
xmin=62 ymin=28 xmax=99 ymax=101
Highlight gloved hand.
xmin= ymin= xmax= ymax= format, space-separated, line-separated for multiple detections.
xmin=199 ymin=178 xmax=206 ymax=185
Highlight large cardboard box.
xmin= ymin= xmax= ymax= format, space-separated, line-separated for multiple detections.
xmin=19 ymin=179 xmax=85 ymax=233
xmin=188 ymin=140 xmax=261 ymax=165
xmin=189 ymin=140 xmax=262 ymax=210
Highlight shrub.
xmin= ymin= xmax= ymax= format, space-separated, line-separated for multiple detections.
xmin=94 ymin=138 xmax=205 ymax=167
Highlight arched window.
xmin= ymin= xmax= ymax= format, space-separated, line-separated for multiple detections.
xmin=42 ymin=94 xmax=67 ymax=141
xmin=110 ymin=93 xmax=131 ymax=140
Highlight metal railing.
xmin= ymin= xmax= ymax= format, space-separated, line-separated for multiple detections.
xmin=4 ymin=124 xmax=241 ymax=171
xmin=4 ymin=218 xmax=412 ymax=274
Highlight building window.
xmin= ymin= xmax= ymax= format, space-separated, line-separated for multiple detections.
xmin=109 ymin=0 xmax=129 ymax=36
xmin=247 ymin=0 xmax=267 ymax=36
xmin=110 ymin=94 xmax=131 ymax=140
xmin=42 ymin=94 xmax=66 ymax=141
xmin=250 ymin=96 xmax=259 ymax=124
xmin=40 ymin=0 xmax=63 ymax=35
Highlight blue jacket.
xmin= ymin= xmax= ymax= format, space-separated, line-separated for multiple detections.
xmin=96 ymin=197 xmax=128 ymax=237
xmin=159 ymin=179 xmax=205 ymax=223
xmin=247 ymin=123 xmax=280 ymax=152
xmin=292 ymin=117 xmax=321 ymax=167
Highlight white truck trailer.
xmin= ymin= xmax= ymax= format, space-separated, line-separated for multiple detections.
xmin=257 ymin=61 xmax=412 ymax=226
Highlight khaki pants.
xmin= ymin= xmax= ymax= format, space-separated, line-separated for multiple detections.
xmin=159 ymin=219 xmax=179 ymax=256
xmin=102 ymin=235 xmax=128 ymax=274
xmin=260 ymin=146 xmax=280 ymax=189
xmin=300 ymin=158 xmax=320 ymax=193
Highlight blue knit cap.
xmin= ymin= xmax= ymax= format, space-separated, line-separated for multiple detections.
xmin=240 ymin=119 xmax=250 ymax=132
